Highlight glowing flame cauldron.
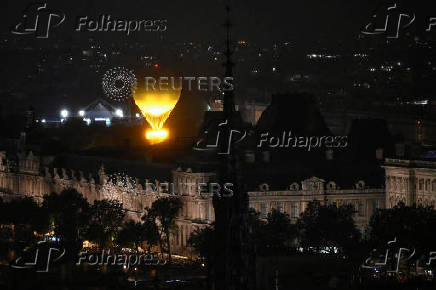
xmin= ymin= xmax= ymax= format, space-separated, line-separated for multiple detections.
xmin=133 ymin=90 xmax=181 ymax=144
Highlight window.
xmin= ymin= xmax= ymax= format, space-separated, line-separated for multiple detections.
xmin=290 ymin=202 xmax=298 ymax=219
xmin=419 ymin=179 xmax=424 ymax=191
xmin=277 ymin=202 xmax=283 ymax=213
xmin=372 ymin=200 xmax=379 ymax=211
xmin=260 ymin=203 xmax=267 ymax=218
xmin=358 ymin=201 xmax=364 ymax=217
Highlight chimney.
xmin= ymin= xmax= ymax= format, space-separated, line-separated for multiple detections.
xmin=262 ymin=151 xmax=270 ymax=163
xmin=325 ymin=149 xmax=334 ymax=160
xmin=244 ymin=150 xmax=255 ymax=163
xmin=395 ymin=143 xmax=405 ymax=158
xmin=376 ymin=148 xmax=384 ymax=160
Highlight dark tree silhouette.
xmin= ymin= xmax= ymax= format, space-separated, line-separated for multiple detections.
xmin=87 ymin=199 xmax=125 ymax=248
xmin=254 ymin=209 xmax=297 ymax=255
xmin=116 ymin=219 xmax=146 ymax=250
xmin=297 ymin=201 xmax=361 ymax=255
xmin=42 ymin=189 xmax=91 ymax=260
xmin=369 ymin=202 xmax=436 ymax=255
xmin=143 ymin=197 xmax=182 ymax=262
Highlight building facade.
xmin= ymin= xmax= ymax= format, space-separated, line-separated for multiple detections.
xmin=2 ymin=150 xmax=436 ymax=255
xmin=384 ymin=158 xmax=436 ymax=207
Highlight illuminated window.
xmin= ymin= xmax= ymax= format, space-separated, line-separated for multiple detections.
xmin=260 ymin=203 xmax=267 ymax=218
xmin=277 ymin=202 xmax=284 ymax=213
xmin=290 ymin=203 xmax=298 ymax=218
xmin=372 ymin=200 xmax=379 ymax=211
xmin=358 ymin=201 xmax=364 ymax=217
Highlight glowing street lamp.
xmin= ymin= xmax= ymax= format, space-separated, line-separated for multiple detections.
xmin=60 ymin=109 xmax=69 ymax=118
xmin=115 ymin=109 xmax=123 ymax=118
xmin=78 ymin=110 xmax=85 ymax=117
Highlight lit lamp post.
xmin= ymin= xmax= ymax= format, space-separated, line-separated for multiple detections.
xmin=60 ymin=109 xmax=69 ymax=122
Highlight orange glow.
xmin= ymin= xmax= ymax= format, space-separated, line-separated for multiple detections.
xmin=133 ymin=89 xmax=181 ymax=143
xmin=146 ymin=129 xmax=168 ymax=144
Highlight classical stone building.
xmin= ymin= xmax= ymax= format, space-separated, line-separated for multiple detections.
xmin=247 ymin=177 xmax=384 ymax=231
xmin=384 ymin=158 xmax=436 ymax=207
xmin=2 ymin=150 xmax=436 ymax=256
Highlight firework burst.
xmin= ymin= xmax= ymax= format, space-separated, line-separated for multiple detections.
xmin=102 ymin=67 xmax=137 ymax=102
xmin=101 ymin=173 xmax=139 ymax=209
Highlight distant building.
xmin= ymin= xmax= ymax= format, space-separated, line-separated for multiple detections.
xmin=384 ymin=158 xmax=436 ymax=207
xmin=4 ymin=150 xmax=431 ymax=255
xmin=78 ymin=98 xmax=126 ymax=125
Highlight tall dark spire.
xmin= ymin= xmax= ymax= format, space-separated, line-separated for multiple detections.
xmin=223 ymin=5 xmax=235 ymax=116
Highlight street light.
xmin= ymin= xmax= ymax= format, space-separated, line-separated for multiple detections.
xmin=115 ymin=109 xmax=123 ymax=118
xmin=78 ymin=110 xmax=85 ymax=117
xmin=60 ymin=110 xmax=69 ymax=118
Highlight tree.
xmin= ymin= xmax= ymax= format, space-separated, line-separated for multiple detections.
xmin=87 ymin=199 xmax=125 ymax=248
xmin=369 ymin=202 xmax=436 ymax=255
xmin=255 ymin=209 xmax=297 ymax=254
xmin=188 ymin=225 xmax=215 ymax=263
xmin=116 ymin=220 xmax=145 ymax=250
xmin=144 ymin=197 xmax=182 ymax=262
xmin=189 ymin=225 xmax=215 ymax=289
xmin=297 ymin=201 xmax=361 ymax=256
xmin=141 ymin=212 xmax=160 ymax=252
xmin=0 ymin=197 xmax=48 ymax=245
xmin=42 ymin=189 xmax=91 ymax=260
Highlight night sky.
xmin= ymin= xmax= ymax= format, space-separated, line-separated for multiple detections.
xmin=1 ymin=0 xmax=436 ymax=114
xmin=1 ymin=0 xmax=405 ymax=45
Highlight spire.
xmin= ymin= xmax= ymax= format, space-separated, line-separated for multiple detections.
xmin=223 ymin=5 xmax=235 ymax=116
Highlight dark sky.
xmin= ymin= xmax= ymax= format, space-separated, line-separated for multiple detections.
xmin=1 ymin=0 xmax=397 ymax=45
xmin=2 ymin=0 xmax=435 ymax=114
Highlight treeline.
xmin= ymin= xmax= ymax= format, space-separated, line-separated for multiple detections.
xmin=189 ymin=201 xmax=436 ymax=271
xmin=0 ymin=188 xmax=182 ymax=263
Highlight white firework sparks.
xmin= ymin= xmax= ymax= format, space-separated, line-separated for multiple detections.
xmin=101 ymin=173 xmax=138 ymax=208
xmin=102 ymin=67 xmax=137 ymax=102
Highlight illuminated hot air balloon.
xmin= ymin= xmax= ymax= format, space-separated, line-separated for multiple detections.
xmin=133 ymin=89 xmax=181 ymax=144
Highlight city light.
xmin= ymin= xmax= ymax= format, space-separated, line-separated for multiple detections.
xmin=115 ymin=109 xmax=123 ymax=118
xmin=78 ymin=110 xmax=85 ymax=117
xmin=145 ymin=129 xmax=168 ymax=143
xmin=60 ymin=109 xmax=69 ymax=118
xmin=83 ymin=118 xmax=91 ymax=125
